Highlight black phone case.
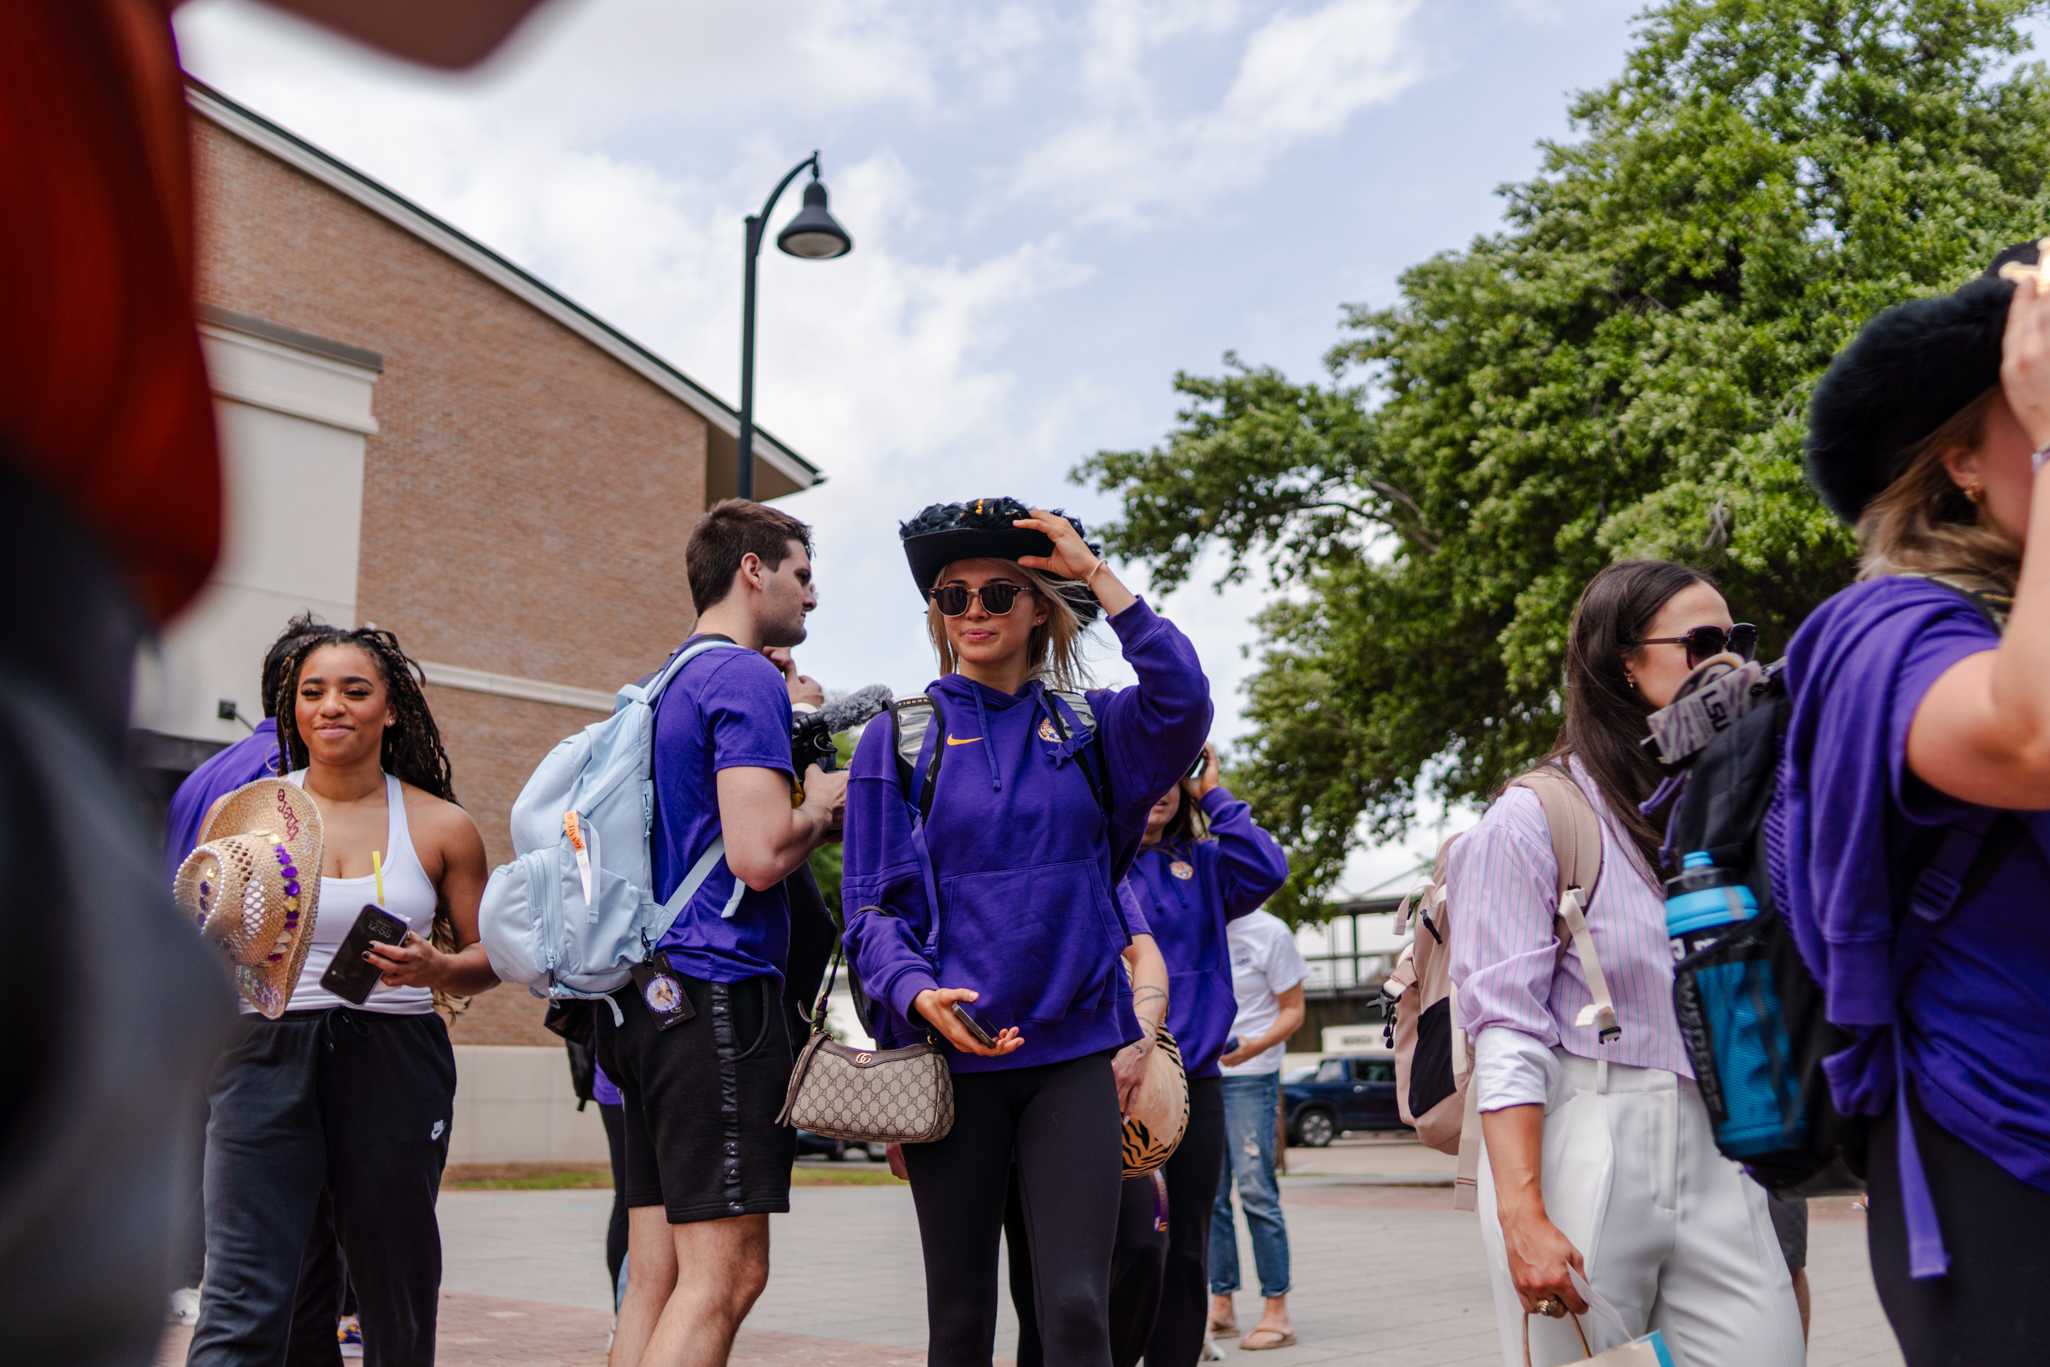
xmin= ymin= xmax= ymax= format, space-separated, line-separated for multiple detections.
xmin=951 ymin=1003 xmax=996 ymax=1047
xmin=319 ymin=903 xmax=408 ymax=1006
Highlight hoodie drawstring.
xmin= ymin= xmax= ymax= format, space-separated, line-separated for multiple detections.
xmin=971 ymin=685 xmax=1001 ymax=793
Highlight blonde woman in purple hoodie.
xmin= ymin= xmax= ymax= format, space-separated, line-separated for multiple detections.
xmin=843 ymin=498 xmax=1211 ymax=1365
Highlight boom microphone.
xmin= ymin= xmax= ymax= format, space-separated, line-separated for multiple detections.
xmin=792 ymin=684 xmax=894 ymax=774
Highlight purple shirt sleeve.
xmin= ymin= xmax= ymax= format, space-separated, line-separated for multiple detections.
xmin=1091 ymin=598 xmax=1213 ymax=830
xmin=841 ymin=719 xmax=941 ymax=1031
xmin=1784 ymin=579 xmax=2001 ymax=1029
xmin=1445 ymin=787 xmax=1565 ymax=1048
xmin=592 ymin=1060 xmax=622 ymax=1106
xmin=702 ymin=652 xmax=796 ymax=778
xmin=1198 ymin=786 xmax=1290 ymax=918
xmin=1117 ymin=878 xmax=1151 ymax=940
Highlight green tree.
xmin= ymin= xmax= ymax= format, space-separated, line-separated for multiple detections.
xmin=1078 ymin=0 xmax=2050 ymax=918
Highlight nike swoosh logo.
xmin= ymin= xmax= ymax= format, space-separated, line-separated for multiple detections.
xmin=946 ymin=736 xmax=983 ymax=747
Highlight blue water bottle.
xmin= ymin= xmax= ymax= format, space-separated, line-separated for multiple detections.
xmin=1663 ymin=851 xmax=1757 ymax=950
xmin=1664 ymin=852 xmax=1796 ymax=1157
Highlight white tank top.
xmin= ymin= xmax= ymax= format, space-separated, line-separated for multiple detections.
xmin=259 ymin=771 xmax=440 ymax=1016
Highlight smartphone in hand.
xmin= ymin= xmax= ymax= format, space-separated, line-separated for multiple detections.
xmin=951 ymin=1002 xmax=997 ymax=1049
xmin=319 ymin=904 xmax=408 ymax=1005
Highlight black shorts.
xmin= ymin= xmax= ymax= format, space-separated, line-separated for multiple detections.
xmin=593 ymin=961 xmax=797 ymax=1225
xmin=1766 ymin=1191 xmax=1808 ymax=1272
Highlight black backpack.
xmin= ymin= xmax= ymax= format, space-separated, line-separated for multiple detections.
xmin=1654 ymin=579 xmax=2015 ymax=1195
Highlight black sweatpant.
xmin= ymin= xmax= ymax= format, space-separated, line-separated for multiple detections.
xmin=1869 ymin=1091 xmax=2050 ymax=1365
xmin=284 ymin=1191 xmax=353 ymax=1366
xmin=600 ymin=1100 xmax=629 ymax=1300
xmin=188 ymin=1009 xmax=455 ymax=1367
xmin=1007 ymin=1171 xmax=1166 ymax=1367
xmin=903 ymin=1052 xmax=1123 ymax=1366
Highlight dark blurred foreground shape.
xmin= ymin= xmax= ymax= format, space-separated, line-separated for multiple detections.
xmin=0 ymin=4 xmax=557 ymax=1362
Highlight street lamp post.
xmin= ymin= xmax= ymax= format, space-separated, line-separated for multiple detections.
xmin=738 ymin=150 xmax=852 ymax=501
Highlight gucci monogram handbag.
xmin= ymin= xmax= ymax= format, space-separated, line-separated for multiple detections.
xmin=776 ymin=936 xmax=954 ymax=1145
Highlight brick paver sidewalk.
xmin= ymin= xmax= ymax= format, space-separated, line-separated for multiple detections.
xmin=159 ymin=1295 xmax=937 ymax=1366
xmin=157 ymin=1144 xmax=1904 ymax=1365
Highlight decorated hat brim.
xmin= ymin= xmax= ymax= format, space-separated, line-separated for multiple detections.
xmin=194 ymin=779 xmax=325 ymax=1018
xmin=902 ymin=527 xmax=1104 ymax=624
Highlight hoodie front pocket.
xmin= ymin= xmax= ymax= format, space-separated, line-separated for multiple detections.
xmin=937 ymin=858 xmax=1121 ymax=1029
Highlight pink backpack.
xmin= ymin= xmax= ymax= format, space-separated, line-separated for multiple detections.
xmin=1383 ymin=766 xmax=1620 ymax=1210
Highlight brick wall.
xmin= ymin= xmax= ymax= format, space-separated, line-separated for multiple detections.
xmin=193 ymin=121 xmax=711 ymax=1046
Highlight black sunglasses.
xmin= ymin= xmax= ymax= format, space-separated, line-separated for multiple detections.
xmin=1633 ymin=623 xmax=1758 ymax=667
xmin=928 ymin=582 xmax=1034 ymax=617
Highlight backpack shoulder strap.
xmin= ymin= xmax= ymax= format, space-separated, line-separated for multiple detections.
xmin=1052 ymin=689 xmax=1096 ymax=731
xmin=1904 ymin=572 xmax=2012 ymax=631
xmin=632 ymin=638 xmax=744 ymax=711
xmin=1507 ymin=765 xmax=1621 ymax=1044
xmin=1046 ymin=689 xmax=1111 ymax=820
xmin=1509 ymin=765 xmax=1604 ymax=902
xmin=890 ymin=697 xmax=948 ymax=824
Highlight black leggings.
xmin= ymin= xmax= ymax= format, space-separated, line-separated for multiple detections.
xmin=1007 ymin=1075 xmax=1225 ymax=1367
xmin=600 ymin=1101 xmax=628 ymax=1300
xmin=1146 ymin=1075 xmax=1226 ymax=1365
xmin=1869 ymin=1090 xmax=2050 ymax=1364
xmin=1007 ymin=1171 xmax=1166 ymax=1367
xmin=903 ymin=1052 xmax=1123 ymax=1366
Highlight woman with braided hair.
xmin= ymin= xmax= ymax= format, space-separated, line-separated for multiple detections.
xmin=189 ymin=625 xmax=495 ymax=1367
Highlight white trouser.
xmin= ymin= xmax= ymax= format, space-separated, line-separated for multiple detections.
xmin=1477 ymin=1052 xmax=1805 ymax=1367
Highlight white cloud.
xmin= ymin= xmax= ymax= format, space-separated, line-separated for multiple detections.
xmin=1008 ymin=0 xmax=1425 ymax=223
xmin=1082 ymin=0 xmax=1246 ymax=93
xmin=1219 ymin=0 xmax=1422 ymax=141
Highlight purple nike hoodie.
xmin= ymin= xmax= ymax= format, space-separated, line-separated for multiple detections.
xmin=842 ymin=597 xmax=1211 ymax=1073
xmin=1125 ymin=787 xmax=1290 ymax=1078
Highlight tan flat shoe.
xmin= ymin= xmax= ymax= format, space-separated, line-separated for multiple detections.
xmin=1240 ymin=1328 xmax=1297 ymax=1351
xmin=1208 ymin=1320 xmax=1241 ymax=1340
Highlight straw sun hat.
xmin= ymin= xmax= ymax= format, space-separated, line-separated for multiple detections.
xmin=172 ymin=778 xmax=324 ymax=1018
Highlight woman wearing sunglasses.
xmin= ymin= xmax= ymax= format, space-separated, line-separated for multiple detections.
xmin=843 ymin=497 xmax=1210 ymax=1365
xmin=1448 ymin=559 xmax=1802 ymax=1367
xmin=1777 ymin=244 xmax=2050 ymax=1363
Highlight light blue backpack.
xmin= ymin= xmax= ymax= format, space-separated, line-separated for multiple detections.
xmin=478 ymin=638 xmax=746 ymax=1013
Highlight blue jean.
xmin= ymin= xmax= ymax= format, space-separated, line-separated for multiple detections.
xmin=1208 ymin=1073 xmax=1291 ymax=1298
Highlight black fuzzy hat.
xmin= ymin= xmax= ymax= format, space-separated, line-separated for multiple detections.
xmin=899 ymin=498 xmax=1104 ymax=622
xmin=1805 ymin=241 xmax=2041 ymax=524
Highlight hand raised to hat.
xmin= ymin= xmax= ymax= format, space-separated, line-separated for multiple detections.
xmin=1013 ymin=509 xmax=1136 ymax=617
xmin=2002 ymin=247 xmax=2050 ymax=451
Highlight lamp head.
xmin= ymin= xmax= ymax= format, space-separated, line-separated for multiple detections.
xmin=777 ymin=176 xmax=852 ymax=260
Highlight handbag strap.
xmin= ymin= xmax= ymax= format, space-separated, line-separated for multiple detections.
xmin=804 ymin=909 xmax=940 ymax=1047
xmin=803 ymin=927 xmax=850 ymax=1037
xmin=1522 ymin=1311 xmax=1592 ymax=1366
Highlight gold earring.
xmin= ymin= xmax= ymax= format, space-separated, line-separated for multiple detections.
xmin=1965 ymin=480 xmax=1986 ymax=505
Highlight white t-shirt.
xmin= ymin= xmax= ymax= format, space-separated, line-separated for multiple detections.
xmin=1219 ymin=909 xmax=1309 ymax=1076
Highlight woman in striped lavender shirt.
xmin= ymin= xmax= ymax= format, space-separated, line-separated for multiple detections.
xmin=1448 ymin=560 xmax=1804 ymax=1367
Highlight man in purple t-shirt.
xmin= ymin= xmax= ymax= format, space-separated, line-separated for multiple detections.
xmin=595 ymin=500 xmax=846 ymax=1367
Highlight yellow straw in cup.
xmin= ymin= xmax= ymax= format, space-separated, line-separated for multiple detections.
xmin=372 ymin=850 xmax=385 ymax=905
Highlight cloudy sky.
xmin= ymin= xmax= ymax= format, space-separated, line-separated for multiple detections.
xmin=176 ymin=0 xmax=1650 ymax=891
